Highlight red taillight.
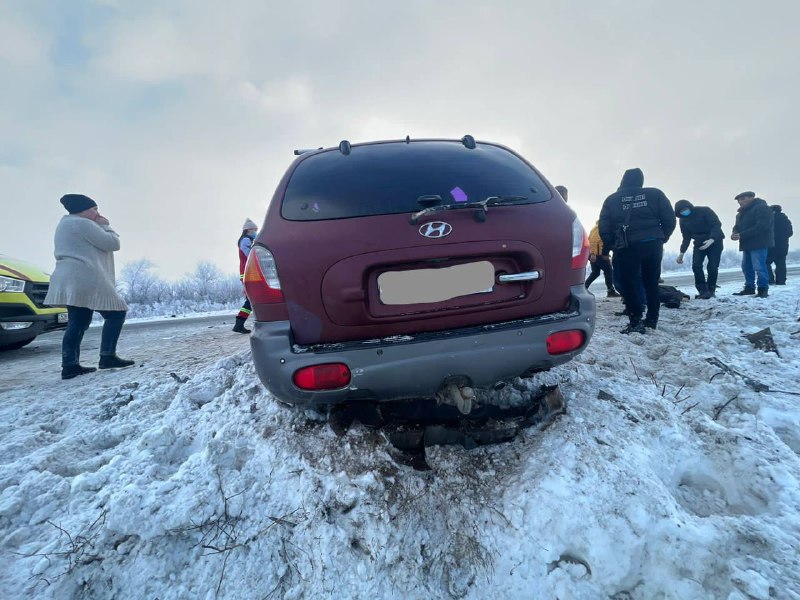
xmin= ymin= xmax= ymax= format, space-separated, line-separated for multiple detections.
xmin=243 ymin=246 xmax=284 ymax=304
xmin=293 ymin=363 xmax=352 ymax=391
xmin=571 ymin=217 xmax=590 ymax=269
xmin=546 ymin=330 xmax=585 ymax=355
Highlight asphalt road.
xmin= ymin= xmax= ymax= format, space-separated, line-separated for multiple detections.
xmin=662 ymin=264 xmax=800 ymax=288
xmin=0 ymin=314 xmax=250 ymax=389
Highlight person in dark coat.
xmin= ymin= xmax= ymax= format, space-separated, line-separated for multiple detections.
xmin=731 ymin=191 xmax=774 ymax=298
xmin=674 ymin=199 xmax=725 ymax=299
xmin=599 ymin=168 xmax=676 ymax=334
xmin=767 ymin=205 xmax=793 ymax=285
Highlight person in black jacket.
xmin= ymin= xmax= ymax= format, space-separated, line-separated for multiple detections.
xmin=767 ymin=205 xmax=793 ymax=285
xmin=599 ymin=168 xmax=676 ymax=334
xmin=731 ymin=191 xmax=774 ymax=298
xmin=674 ymin=200 xmax=725 ymax=299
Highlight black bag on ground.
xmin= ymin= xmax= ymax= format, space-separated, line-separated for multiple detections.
xmin=658 ymin=285 xmax=690 ymax=309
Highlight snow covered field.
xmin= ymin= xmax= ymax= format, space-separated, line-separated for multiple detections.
xmin=2 ymin=281 xmax=799 ymax=599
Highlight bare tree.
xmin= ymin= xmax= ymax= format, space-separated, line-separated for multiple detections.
xmin=119 ymin=259 xmax=244 ymax=316
xmin=120 ymin=259 xmax=164 ymax=305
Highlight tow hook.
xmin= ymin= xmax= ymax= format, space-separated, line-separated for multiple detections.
xmin=445 ymin=383 xmax=475 ymax=415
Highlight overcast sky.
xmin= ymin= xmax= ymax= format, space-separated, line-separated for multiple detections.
xmin=2 ymin=0 xmax=798 ymax=280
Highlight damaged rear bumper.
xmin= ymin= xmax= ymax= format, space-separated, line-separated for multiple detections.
xmin=250 ymin=284 xmax=595 ymax=406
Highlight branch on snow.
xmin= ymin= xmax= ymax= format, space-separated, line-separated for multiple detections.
xmin=713 ymin=395 xmax=739 ymax=421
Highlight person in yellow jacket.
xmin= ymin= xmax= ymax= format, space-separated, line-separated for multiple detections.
xmin=585 ymin=221 xmax=620 ymax=297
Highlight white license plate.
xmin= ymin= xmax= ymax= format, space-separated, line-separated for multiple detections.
xmin=57 ymin=312 xmax=69 ymax=323
xmin=378 ymin=261 xmax=495 ymax=305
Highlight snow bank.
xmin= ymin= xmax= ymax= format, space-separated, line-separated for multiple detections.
xmin=2 ymin=281 xmax=799 ymax=599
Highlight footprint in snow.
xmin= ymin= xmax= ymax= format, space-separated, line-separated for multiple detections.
xmin=547 ymin=553 xmax=592 ymax=579
xmin=674 ymin=470 xmax=769 ymax=517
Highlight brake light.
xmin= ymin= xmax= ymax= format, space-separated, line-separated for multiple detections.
xmin=244 ymin=246 xmax=284 ymax=304
xmin=546 ymin=330 xmax=585 ymax=355
xmin=293 ymin=363 xmax=351 ymax=390
xmin=571 ymin=217 xmax=590 ymax=269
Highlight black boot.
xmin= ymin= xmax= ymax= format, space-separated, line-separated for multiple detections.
xmin=232 ymin=317 xmax=251 ymax=334
xmin=621 ymin=319 xmax=646 ymax=334
xmin=606 ymin=288 xmax=621 ymax=297
xmin=733 ymin=287 xmax=756 ymax=296
xmin=757 ymin=288 xmax=769 ymax=298
xmin=99 ymin=355 xmax=135 ymax=370
xmin=62 ymin=364 xmax=97 ymax=380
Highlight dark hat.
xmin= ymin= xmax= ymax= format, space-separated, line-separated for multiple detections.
xmin=734 ymin=191 xmax=755 ymax=200
xmin=674 ymin=199 xmax=694 ymax=216
xmin=618 ymin=168 xmax=644 ymax=190
xmin=60 ymin=194 xmax=97 ymax=214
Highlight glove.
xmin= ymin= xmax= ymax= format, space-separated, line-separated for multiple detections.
xmin=676 ymin=253 xmax=684 ymax=265
xmin=699 ymin=239 xmax=714 ymax=250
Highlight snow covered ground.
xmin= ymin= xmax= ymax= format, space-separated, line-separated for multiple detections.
xmin=2 ymin=280 xmax=800 ymax=599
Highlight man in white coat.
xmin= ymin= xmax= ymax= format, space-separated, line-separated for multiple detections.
xmin=45 ymin=194 xmax=134 ymax=379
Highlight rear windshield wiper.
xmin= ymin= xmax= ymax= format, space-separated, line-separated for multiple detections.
xmin=410 ymin=195 xmax=528 ymax=224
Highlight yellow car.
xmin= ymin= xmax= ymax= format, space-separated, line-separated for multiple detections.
xmin=0 ymin=255 xmax=68 ymax=350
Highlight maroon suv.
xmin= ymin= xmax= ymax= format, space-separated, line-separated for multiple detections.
xmin=244 ymin=137 xmax=594 ymax=411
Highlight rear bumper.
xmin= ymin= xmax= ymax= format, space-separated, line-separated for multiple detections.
xmin=250 ymin=284 xmax=595 ymax=406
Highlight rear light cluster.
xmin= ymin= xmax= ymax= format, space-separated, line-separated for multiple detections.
xmin=293 ymin=363 xmax=351 ymax=390
xmin=244 ymin=245 xmax=284 ymax=304
xmin=546 ymin=330 xmax=585 ymax=355
xmin=571 ymin=217 xmax=590 ymax=269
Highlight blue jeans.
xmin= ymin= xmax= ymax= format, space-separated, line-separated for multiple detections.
xmin=62 ymin=306 xmax=127 ymax=367
xmin=741 ymin=248 xmax=769 ymax=290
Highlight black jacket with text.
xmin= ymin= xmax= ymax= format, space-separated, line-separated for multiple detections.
xmin=599 ymin=168 xmax=676 ymax=249
xmin=734 ymin=198 xmax=774 ymax=251
xmin=673 ymin=200 xmax=725 ymax=253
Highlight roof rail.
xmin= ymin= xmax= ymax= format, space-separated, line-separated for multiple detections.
xmin=293 ymin=148 xmax=323 ymax=156
xmin=338 ymin=140 xmax=351 ymax=155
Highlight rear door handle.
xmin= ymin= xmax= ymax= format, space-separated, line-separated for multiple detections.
xmin=497 ymin=271 xmax=541 ymax=283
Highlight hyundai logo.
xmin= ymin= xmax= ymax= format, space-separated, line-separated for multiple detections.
xmin=419 ymin=221 xmax=453 ymax=239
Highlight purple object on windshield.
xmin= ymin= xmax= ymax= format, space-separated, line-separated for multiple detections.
xmin=450 ymin=186 xmax=468 ymax=202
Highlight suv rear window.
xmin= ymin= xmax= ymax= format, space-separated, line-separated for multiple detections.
xmin=281 ymin=140 xmax=551 ymax=221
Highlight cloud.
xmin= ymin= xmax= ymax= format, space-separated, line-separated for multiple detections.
xmin=3 ymin=0 xmax=799 ymax=280
xmin=0 ymin=12 xmax=48 ymax=68
xmin=92 ymin=16 xmax=224 ymax=83
xmin=238 ymin=77 xmax=313 ymax=113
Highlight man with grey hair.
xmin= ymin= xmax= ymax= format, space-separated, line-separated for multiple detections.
xmin=731 ymin=191 xmax=774 ymax=298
